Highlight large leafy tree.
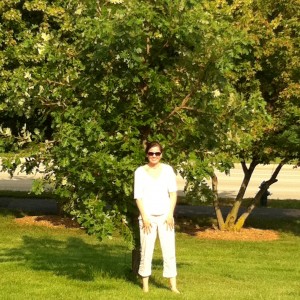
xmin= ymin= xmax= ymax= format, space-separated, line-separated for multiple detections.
xmin=1 ymin=0 xmax=298 ymax=244
xmin=0 ymin=0 xmax=243 ymax=244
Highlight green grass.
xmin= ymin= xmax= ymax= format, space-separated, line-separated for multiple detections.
xmin=267 ymin=199 xmax=300 ymax=209
xmin=220 ymin=197 xmax=300 ymax=209
xmin=0 ymin=209 xmax=299 ymax=300
xmin=178 ymin=195 xmax=300 ymax=210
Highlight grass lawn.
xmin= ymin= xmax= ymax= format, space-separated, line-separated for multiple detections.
xmin=177 ymin=195 xmax=300 ymax=210
xmin=0 ymin=210 xmax=300 ymax=300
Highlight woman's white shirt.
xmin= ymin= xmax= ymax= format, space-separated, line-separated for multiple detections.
xmin=134 ymin=163 xmax=177 ymax=216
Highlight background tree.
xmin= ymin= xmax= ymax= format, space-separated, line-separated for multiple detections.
xmin=206 ymin=0 xmax=300 ymax=230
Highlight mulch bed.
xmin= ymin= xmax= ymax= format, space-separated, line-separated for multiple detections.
xmin=15 ymin=215 xmax=81 ymax=229
xmin=15 ymin=215 xmax=280 ymax=241
xmin=185 ymin=227 xmax=280 ymax=241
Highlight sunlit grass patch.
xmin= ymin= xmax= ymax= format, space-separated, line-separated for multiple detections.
xmin=1 ymin=209 xmax=300 ymax=299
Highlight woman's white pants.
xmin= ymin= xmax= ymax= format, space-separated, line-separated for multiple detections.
xmin=138 ymin=215 xmax=177 ymax=278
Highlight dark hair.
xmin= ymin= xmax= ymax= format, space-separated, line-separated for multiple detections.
xmin=145 ymin=141 xmax=163 ymax=154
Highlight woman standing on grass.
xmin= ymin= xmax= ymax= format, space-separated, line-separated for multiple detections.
xmin=134 ymin=141 xmax=180 ymax=293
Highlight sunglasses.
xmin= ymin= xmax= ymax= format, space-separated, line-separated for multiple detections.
xmin=147 ymin=152 xmax=162 ymax=157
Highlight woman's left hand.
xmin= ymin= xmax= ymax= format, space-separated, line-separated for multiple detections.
xmin=165 ymin=214 xmax=175 ymax=230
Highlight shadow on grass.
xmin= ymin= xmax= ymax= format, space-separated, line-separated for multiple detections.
xmin=149 ymin=258 xmax=189 ymax=291
xmin=0 ymin=209 xmax=189 ymax=290
xmin=1 ymin=235 xmax=132 ymax=282
xmin=0 ymin=209 xmax=134 ymax=283
xmin=176 ymin=215 xmax=300 ymax=237
xmin=246 ymin=216 xmax=300 ymax=236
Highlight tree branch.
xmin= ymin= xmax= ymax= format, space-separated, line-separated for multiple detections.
xmin=45 ymin=79 xmax=72 ymax=87
xmin=211 ymin=173 xmax=225 ymax=230
xmin=235 ymin=162 xmax=285 ymax=230
xmin=158 ymin=93 xmax=192 ymax=125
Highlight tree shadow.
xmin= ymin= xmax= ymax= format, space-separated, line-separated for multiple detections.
xmin=148 ymin=257 xmax=189 ymax=290
xmin=0 ymin=235 xmax=132 ymax=282
xmin=246 ymin=216 xmax=300 ymax=237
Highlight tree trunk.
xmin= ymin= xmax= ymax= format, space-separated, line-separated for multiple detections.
xmin=131 ymin=247 xmax=141 ymax=276
xmin=127 ymin=208 xmax=141 ymax=276
xmin=234 ymin=162 xmax=284 ymax=230
xmin=224 ymin=160 xmax=258 ymax=230
xmin=211 ymin=173 xmax=225 ymax=230
xmin=130 ymin=216 xmax=141 ymax=275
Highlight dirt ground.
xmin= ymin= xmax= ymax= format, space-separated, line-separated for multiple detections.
xmin=15 ymin=215 xmax=81 ymax=229
xmin=15 ymin=215 xmax=280 ymax=241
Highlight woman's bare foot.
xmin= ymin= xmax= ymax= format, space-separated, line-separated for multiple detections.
xmin=142 ymin=276 xmax=149 ymax=293
xmin=171 ymin=287 xmax=180 ymax=294
xmin=170 ymin=277 xmax=180 ymax=293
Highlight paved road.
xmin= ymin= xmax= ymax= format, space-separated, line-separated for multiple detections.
xmin=0 ymin=197 xmax=58 ymax=214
